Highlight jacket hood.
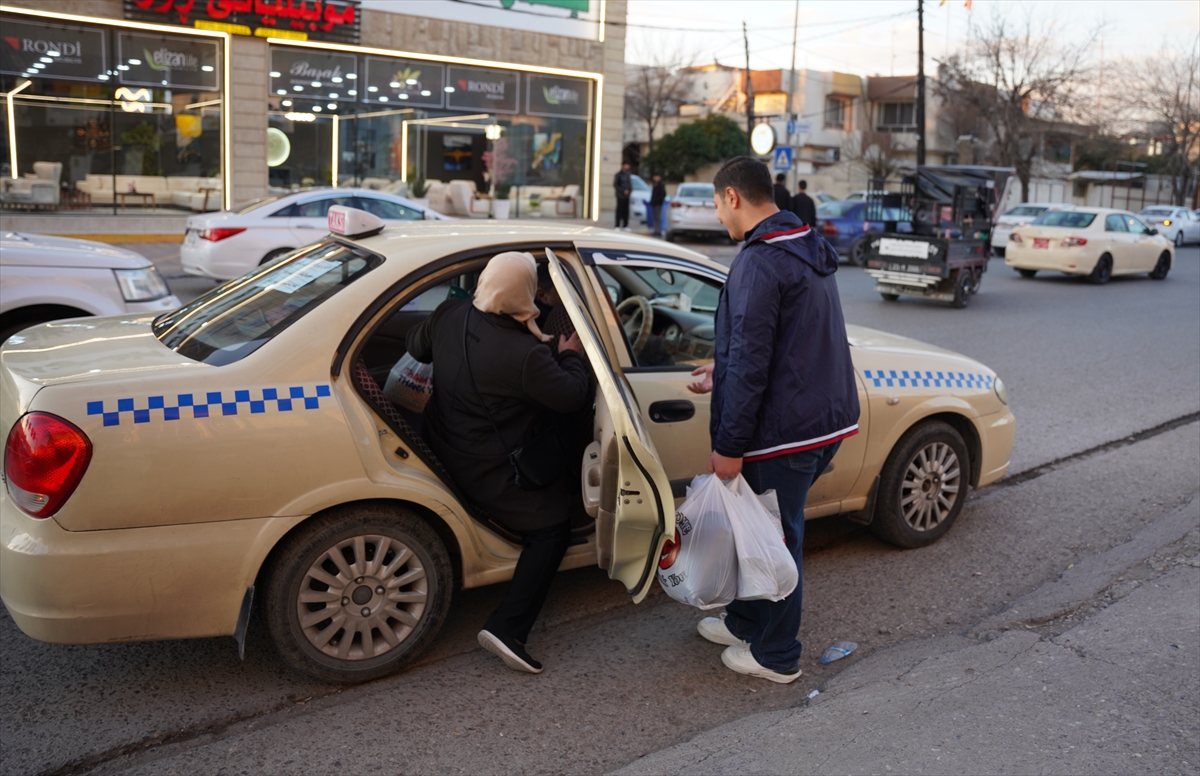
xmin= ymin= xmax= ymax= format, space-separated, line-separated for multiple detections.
xmin=744 ymin=210 xmax=840 ymax=277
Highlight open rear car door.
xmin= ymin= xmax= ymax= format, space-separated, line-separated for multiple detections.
xmin=546 ymin=248 xmax=674 ymax=602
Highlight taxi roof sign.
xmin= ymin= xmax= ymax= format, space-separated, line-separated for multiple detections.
xmin=328 ymin=205 xmax=384 ymax=239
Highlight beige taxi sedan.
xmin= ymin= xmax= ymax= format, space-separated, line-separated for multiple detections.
xmin=1005 ymin=207 xmax=1174 ymax=284
xmin=1 ymin=210 xmax=1014 ymax=683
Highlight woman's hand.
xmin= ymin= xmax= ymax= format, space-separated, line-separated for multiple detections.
xmin=558 ymin=332 xmax=582 ymax=355
xmin=687 ymin=363 xmax=714 ymax=394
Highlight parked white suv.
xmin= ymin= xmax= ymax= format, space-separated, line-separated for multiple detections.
xmin=0 ymin=232 xmax=180 ymax=344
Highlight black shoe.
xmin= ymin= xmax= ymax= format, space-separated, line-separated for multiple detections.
xmin=478 ymin=629 xmax=543 ymax=674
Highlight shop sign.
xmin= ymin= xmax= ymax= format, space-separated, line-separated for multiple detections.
xmin=526 ymin=73 xmax=590 ymax=119
xmin=270 ymin=48 xmax=357 ymax=101
xmin=118 ymin=33 xmax=220 ymax=91
xmin=124 ymin=0 xmax=361 ymax=45
xmin=363 ymin=56 xmax=444 ymax=108
xmin=0 ymin=20 xmax=107 ymax=82
xmin=446 ymin=66 xmax=519 ymax=114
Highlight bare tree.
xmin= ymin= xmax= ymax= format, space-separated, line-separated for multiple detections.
xmin=624 ymin=42 xmax=696 ymax=158
xmin=1126 ymin=38 xmax=1200 ymax=206
xmin=842 ymin=131 xmax=903 ymax=183
xmin=935 ymin=9 xmax=1098 ymax=202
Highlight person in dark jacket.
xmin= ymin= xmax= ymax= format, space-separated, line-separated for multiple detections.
xmin=688 ymin=157 xmax=860 ymax=684
xmin=613 ymin=162 xmax=633 ymax=230
xmin=790 ymin=179 xmax=817 ymax=227
xmin=649 ymin=172 xmax=668 ymax=237
xmin=773 ymin=173 xmax=791 ymax=212
xmin=407 ymin=252 xmax=588 ymax=674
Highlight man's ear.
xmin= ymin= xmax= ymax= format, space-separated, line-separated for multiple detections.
xmin=723 ymin=187 xmax=740 ymax=210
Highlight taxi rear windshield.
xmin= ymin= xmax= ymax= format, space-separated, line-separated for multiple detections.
xmin=153 ymin=241 xmax=379 ymax=365
xmin=1030 ymin=211 xmax=1096 ymax=228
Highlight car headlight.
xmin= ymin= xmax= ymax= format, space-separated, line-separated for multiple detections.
xmin=993 ymin=376 xmax=1009 ymax=405
xmin=113 ymin=267 xmax=171 ymax=302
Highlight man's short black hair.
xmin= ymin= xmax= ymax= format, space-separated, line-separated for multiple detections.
xmin=775 ymin=173 xmax=786 ymax=183
xmin=713 ymin=156 xmax=773 ymax=205
xmin=798 ymin=179 xmax=808 ymax=190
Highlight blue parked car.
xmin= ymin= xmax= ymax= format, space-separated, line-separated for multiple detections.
xmin=815 ymin=201 xmax=913 ymax=265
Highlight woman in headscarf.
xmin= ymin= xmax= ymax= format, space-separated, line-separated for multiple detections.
xmin=406 ymin=251 xmax=588 ymax=674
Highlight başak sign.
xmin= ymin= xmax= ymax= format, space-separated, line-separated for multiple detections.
xmin=0 ymin=20 xmax=107 ymax=82
xmin=270 ymin=48 xmax=358 ymax=101
xmin=124 ymin=0 xmax=361 ymax=45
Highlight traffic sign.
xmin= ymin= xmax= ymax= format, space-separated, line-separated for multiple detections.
xmin=773 ymin=146 xmax=793 ymax=171
xmin=793 ymin=122 xmax=811 ymax=134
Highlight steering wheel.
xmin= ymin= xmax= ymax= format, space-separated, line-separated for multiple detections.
xmin=616 ymin=295 xmax=654 ymax=354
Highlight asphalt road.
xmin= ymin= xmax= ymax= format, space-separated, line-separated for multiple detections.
xmin=2 ymin=241 xmax=1197 ymax=775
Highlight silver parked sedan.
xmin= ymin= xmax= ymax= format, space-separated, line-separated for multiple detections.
xmin=665 ymin=183 xmax=727 ymax=242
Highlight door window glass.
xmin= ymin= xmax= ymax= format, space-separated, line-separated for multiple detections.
xmin=1105 ymin=215 xmax=1127 ymax=232
xmin=284 ymin=196 xmax=358 ymax=218
xmin=1124 ymin=216 xmax=1150 ymax=235
xmin=592 ymin=257 xmax=723 ymax=369
xmin=355 ymin=196 xmax=422 ymax=220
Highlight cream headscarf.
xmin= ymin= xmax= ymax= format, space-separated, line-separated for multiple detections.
xmin=472 ymin=251 xmax=553 ymax=342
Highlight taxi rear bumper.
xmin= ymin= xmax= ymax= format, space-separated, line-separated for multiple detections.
xmin=1004 ymin=244 xmax=1096 ymax=274
xmin=0 ymin=492 xmax=303 ymax=645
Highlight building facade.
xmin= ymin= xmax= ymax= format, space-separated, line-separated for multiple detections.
xmin=1 ymin=0 xmax=626 ymax=220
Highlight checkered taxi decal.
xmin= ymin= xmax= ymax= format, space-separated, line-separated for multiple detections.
xmin=87 ymin=385 xmax=332 ymax=427
xmin=863 ymin=370 xmax=993 ymax=389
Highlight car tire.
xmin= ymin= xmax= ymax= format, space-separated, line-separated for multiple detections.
xmin=880 ymin=292 xmax=900 ymax=302
xmin=1149 ymin=251 xmax=1171 ymax=280
xmin=1017 ymin=268 xmax=1037 ymax=278
xmin=847 ymin=237 xmax=869 ymax=267
xmin=1174 ymin=231 xmax=1184 ymax=247
xmin=1087 ymin=254 xmax=1113 ymax=285
xmin=665 ymin=231 xmax=677 ymax=243
xmin=264 ymin=503 xmax=453 ymax=684
xmin=950 ymin=269 xmax=972 ymax=309
xmin=260 ymin=248 xmax=294 ymax=266
xmin=871 ymin=421 xmax=970 ymax=549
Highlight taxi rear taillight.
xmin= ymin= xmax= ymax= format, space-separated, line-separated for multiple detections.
xmin=199 ymin=227 xmax=246 ymax=242
xmin=1061 ymin=236 xmax=1087 ymax=248
xmin=4 ymin=413 xmax=92 ymax=518
xmin=1009 ymin=232 xmax=1023 ymax=244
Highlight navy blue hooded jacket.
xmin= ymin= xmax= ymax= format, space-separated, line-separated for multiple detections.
xmin=710 ymin=210 xmax=861 ymax=461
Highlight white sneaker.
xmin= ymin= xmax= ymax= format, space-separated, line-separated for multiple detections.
xmin=721 ymin=643 xmax=802 ymax=684
xmin=697 ymin=615 xmax=745 ymax=647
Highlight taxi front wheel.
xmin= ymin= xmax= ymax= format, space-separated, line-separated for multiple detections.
xmin=871 ymin=421 xmax=969 ymax=549
xmin=264 ymin=504 xmax=453 ymax=684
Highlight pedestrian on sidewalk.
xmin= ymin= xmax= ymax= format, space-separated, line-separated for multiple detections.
xmin=791 ymin=179 xmax=817 ymax=227
xmin=649 ymin=172 xmax=667 ymax=237
xmin=613 ymin=162 xmax=633 ymax=231
xmin=688 ymin=157 xmax=860 ymax=684
xmin=773 ymin=173 xmax=791 ymax=212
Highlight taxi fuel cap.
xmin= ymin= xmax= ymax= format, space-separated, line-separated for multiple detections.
xmin=328 ymin=205 xmax=384 ymax=239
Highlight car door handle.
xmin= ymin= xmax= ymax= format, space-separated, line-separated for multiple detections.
xmin=649 ymin=400 xmax=695 ymax=423
xmin=295 ymin=224 xmax=318 ymax=229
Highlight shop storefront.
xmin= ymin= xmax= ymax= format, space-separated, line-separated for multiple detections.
xmin=1 ymin=2 xmax=607 ymax=220
xmin=0 ymin=8 xmax=229 ymax=214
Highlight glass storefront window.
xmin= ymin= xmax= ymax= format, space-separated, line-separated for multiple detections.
xmin=0 ymin=16 xmax=223 ymax=215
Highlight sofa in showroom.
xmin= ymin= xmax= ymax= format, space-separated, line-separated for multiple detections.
xmin=75 ymin=175 xmax=222 ymax=211
xmin=511 ymin=183 xmax=580 ymax=217
xmin=1 ymin=162 xmax=62 ymax=210
xmin=447 ymin=179 xmax=491 ymax=218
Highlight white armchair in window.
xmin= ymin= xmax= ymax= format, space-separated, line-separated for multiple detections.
xmin=448 ymin=179 xmax=491 ymax=218
xmin=1 ymin=162 xmax=62 ymax=210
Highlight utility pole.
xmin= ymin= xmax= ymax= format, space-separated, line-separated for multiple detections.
xmin=785 ymin=0 xmax=799 ymax=188
xmin=743 ymin=21 xmax=754 ymax=156
xmin=916 ymin=0 xmax=926 ymax=167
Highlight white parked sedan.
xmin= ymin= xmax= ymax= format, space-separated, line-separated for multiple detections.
xmin=1137 ymin=206 xmax=1200 ymax=247
xmin=665 ymin=183 xmax=726 ymax=242
xmin=1006 ymin=208 xmax=1174 ymax=284
xmin=0 ymin=232 xmax=179 ymax=343
xmin=989 ymin=202 xmax=1072 ymax=255
xmin=181 ymin=188 xmax=449 ymax=281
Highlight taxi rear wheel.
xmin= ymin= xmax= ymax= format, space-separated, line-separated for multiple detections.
xmin=1017 ymin=269 xmax=1037 ymax=278
xmin=871 ymin=421 xmax=969 ymax=549
xmin=1087 ymin=254 xmax=1112 ymax=285
xmin=264 ymin=504 xmax=452 ymax=684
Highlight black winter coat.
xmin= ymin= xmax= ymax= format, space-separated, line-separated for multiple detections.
xmin=407 ymin=299 xmax=591 ymax=532
xmin=773 ymin=183 xmax=792 ymax=212
xmin=790 ymin=192 xmax=817 ymax=228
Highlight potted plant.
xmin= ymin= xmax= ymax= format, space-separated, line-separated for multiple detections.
xmin=492 ymin=182 xmax=512 ymax=220
xmin=527 ymin=190 xmax=542 ymax=217
xmin=409 ymin=176 xmax=430 ymax=210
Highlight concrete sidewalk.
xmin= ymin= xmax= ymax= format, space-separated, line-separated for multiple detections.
xmin=613 ymin=496 xmax=1200 ymax=775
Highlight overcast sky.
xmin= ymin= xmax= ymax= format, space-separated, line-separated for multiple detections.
xmin=625 ymin=0 xmax=1199 ymax=76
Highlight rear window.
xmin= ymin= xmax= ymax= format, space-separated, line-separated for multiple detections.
xmin=1004 ymin=205 xmax=1049 ymax=217
xmin=1030 ymin=211 xmax=1097 ymax=228
xmin=1140 ymin=207 xmax=1172 ymax=217
xmin=676 ymin=184 xmax=714 ymax=199
xmin=817 ymin=201 xmax=862 ymax=218
xmin=153 ymin=241 xmax=380 ymax=365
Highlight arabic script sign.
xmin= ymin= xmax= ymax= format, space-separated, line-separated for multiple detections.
xmin=124 ymin=0 xmax=361 ymax=45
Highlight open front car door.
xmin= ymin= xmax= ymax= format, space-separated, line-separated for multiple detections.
xmin=546 ymin=248 xmax=674 ymax=602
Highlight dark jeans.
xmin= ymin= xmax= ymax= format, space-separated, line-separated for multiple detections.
xmin=483 ymin=519 xmax=571 ymax=644
xmin=724 ymin=441 xmax=841 ymax=673
xmin=615 ymin=196 xmax=630 ymax=228
xmin=648 ymin=201 xmax=665 ymax=234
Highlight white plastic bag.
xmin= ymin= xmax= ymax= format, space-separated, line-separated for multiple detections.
xmin=724 ymin=475 xmax=798 ymax=602
xmin=383 ymin=352 xmax=433 ymax=413
xmin=657 ymin=474 xmax=739 ymax=609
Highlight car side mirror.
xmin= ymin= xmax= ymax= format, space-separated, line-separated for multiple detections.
xmin=1147 ymin=228 xmax=1158 ymax=235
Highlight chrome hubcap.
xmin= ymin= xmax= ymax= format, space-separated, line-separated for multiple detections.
xmin=900 ymin=442 xmax=961 ymax=531
xmin=297 ymin=535 xmax=428 ymax=661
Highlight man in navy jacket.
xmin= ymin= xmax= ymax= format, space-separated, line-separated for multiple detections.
xmin=688 ymin=156 xmax=860 ymax=683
